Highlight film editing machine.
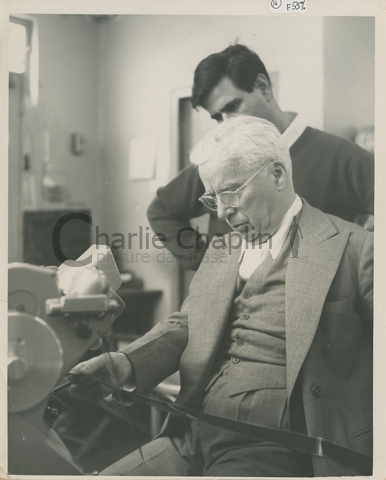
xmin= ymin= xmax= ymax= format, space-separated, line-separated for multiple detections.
xmin=8 ymin=245 xmax=125 ymax=475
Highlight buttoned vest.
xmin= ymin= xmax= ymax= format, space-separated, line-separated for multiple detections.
xmin=206 ymin=239 xmax=291 ymax=399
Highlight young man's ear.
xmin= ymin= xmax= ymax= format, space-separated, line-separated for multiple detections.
xmin=254 ymin=74 xmax=273 ymax=100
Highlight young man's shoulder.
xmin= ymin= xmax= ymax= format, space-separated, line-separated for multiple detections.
xmin=296 ymin=126 xmax=372 ymax=157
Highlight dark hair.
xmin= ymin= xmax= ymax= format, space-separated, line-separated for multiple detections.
xmin=191 ymin=44 xmax=271 ymax=109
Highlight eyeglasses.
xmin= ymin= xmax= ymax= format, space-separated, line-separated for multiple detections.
xmin=198 ymin=159 xmax=272 ymax=211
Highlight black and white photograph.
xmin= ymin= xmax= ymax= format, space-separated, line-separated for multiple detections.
xmin=1 ymin=0 xmax=385 ymax=478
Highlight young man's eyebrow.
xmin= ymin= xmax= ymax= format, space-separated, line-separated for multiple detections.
xmin=222 ymin=99 xmax=242 ymax=112
xmin=210 ymin=99 xmax=242 ymax=120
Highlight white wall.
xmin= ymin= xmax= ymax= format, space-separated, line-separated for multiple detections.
xmin=97 ymin=15 xmax=325 ymax=320
xmin=30 ymin=15 xmax=101 ymax=215
xmin=324 ymin=16 xmax=375 ymax=141
xmin=9 ymin=15 xmax=102 ymax=262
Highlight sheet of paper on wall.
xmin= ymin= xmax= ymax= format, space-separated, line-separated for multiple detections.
xmin=128 ymin=136 xmax=156 ymax=180
xmin=149 ymin=148 xmax=171 ymax=193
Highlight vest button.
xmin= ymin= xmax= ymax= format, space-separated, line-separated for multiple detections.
xmin=232 ymin=357 xmax=240 ymax=364
xmin=236 ymin=339 xmax=244 ymax=346
xmin=311 ymin=385 xmax=322 ymax=397
xmin=241 ymin=313 xmax=250 ymax=320
xmin=243 ymin=291 xmax=251 ymax=299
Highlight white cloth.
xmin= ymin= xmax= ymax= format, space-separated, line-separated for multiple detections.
xmin=281 ymin=112 xmax=307 ymax=148
xmin=238 ymin=195 xmax=303 ymax=280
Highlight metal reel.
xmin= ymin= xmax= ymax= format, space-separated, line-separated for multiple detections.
xmin=8 ymin=311 xmax=63 ymax=413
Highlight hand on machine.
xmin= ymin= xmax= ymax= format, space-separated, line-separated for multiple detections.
xmin=68 ymin=351 xmax=135 ymax=404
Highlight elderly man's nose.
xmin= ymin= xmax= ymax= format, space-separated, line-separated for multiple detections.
xmin=217 ymin=201 xmax=235 ymax=220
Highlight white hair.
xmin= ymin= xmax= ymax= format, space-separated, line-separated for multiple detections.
xmin=190 ymin=116 xmax=292 ymax=180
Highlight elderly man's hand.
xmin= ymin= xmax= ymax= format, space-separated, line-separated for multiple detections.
xmin=68 ymin=352 xmax=134 ymax=404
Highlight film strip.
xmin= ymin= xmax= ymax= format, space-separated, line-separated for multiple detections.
xmin=53 ymin=375 xmax=372 ymax=475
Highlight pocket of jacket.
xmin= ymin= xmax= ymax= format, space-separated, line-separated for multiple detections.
xmin=322 ymin=294 xmax=353 ymax=314
xmin=316 ymin=296 xmax=361 ymax=347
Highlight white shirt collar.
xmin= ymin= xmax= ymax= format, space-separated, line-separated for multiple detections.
xmin=281 ymin=112 xmax=307 ymax=148
xmin=238 ymin=194 xmax=303 ymax=262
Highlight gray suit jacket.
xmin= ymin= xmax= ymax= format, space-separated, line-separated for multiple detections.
xmin=123 ymin=201 xmax=373 ymax=476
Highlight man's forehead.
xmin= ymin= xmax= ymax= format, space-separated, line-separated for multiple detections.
xmin=199 ymin=162 xmax=248 ymax=192
xmin=203 ymin=77 xmax=242 ymax=112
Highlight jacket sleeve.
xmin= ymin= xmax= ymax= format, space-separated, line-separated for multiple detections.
xmin=147 ymin=165 xmax=208 ymax=270
xmin=340 ymin=141 xmax=374 ymax=216
xmin=119 ymin=297 xmax=190 ymax=393
xmin=356 ymin=231 xmax=373 ymax=324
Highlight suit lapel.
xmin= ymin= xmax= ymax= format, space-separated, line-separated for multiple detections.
xmin=285 ymin=202 xmax=350 ymax=398
xmin=186 ymin=237 xmax=240 ymax=365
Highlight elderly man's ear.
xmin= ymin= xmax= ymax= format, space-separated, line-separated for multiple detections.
xmin=272 ymin=161 xmax=288 ymax=190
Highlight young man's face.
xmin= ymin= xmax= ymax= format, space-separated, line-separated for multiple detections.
xmin=202 ymin=76 xmax=272 ymax=124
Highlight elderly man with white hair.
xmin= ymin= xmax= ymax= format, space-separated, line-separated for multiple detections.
xmin=69 ymin=116 xmax=373 ymax=477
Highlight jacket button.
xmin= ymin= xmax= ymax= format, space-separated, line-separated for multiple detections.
xmin=236 ymin=339 xmax=244 ymax=346
xmin=232 ymin=357 xmax=240 ymax=364
xmin=243 ymin=292 xmax=251 ymax=299
xmin=311 ymin=385 xmax=322 ymax=397
xmin=241 ymin=313 xmax=250 ymax=320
